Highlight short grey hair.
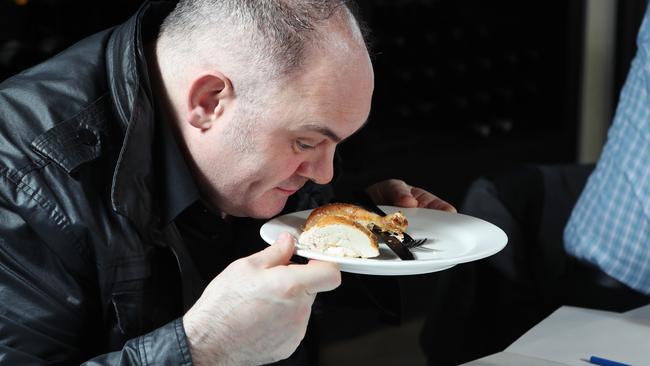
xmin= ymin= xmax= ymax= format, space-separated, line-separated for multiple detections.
xmin=158 ymin=0 xmax=368 ymax=89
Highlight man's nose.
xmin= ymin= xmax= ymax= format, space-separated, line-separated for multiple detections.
xmin=298 ymin=148 xmax=335 ymax=185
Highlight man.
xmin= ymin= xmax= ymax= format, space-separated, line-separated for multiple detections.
xmin=0 ymin=0 xmax=453 ymax=364
xmin=563 ymin=2 xmax=650 ymax=301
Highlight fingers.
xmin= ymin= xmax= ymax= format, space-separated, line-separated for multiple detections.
xmin=288 ymin=260 xmax=341 ymax=294
xmin=394 ymin=192 xmax=419 ymax=208
xmin=411 ymin=187 xmax=457 ymax=212
xmin=367 ymin=179 xmax=418 ymax=207
xmin=367 ymin=178 xmax=458 ymax=212
xmin=247 ymin=232 xmax=296 ymax=268
xmin=386 ymin=180 xmax=417 ymax=206
xmin=434 ymin=200 xmax=457 ymax=213
xmin=246 ymin=234 xmax=339 ymax=295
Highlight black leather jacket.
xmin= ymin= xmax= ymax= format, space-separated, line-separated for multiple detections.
xmin=0 ymin=1 xmax=333 ymax=364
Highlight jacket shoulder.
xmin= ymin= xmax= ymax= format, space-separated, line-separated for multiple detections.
xmin=0 ymin=27 xmax=118 ymax=174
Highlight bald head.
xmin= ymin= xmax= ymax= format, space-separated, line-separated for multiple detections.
xmin=147 ymin=1 xmax=374 ymax=219
xmin=157 ymin=0 xmax=368 ymax=96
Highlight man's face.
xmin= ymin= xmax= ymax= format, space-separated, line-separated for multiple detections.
xmin=192 ymin=42 xmax=374 ymax=218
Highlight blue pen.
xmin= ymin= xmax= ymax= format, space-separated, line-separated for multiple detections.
xmin=583 ymin=355 xmax=632 ymax=366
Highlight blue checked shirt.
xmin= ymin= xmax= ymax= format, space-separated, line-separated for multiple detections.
xmin=564 ymin=5 xmax=650 ymax=295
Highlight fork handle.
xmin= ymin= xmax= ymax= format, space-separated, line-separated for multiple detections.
xmin=371 ymin=227 xmax=415 ymax=260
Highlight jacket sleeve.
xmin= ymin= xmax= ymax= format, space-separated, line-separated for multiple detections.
xmin=81 ymin=319 xmax=193 ymax=366
xmin=0 ymin=201 xmax=193 ymax=365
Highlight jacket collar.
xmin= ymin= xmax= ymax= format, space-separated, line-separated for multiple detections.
xmin=106 ymin=2 xmax=205 ymax=308
xmin=106 ymin=1 xmax=175 ymax=231
xmin=157 ymin=113 xmax=201 ymax=225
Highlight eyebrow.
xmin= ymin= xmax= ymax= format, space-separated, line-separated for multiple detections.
xmin=298 ymin=119 xmax=369 ymax=143
xmin=297 ymin=124 xmax=342 ymax=143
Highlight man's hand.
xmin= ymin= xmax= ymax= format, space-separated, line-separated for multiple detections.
xmin=183 ymin=233 xmax=341 ymax=366
xmin=366 ymin=179 xmax=457 ymax=212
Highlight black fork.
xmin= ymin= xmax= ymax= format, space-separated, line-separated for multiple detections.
xmin=354 ymin=191 xmax=434 ymax=252
xmin=403 ymin=237 xmax=437 ymax=252
xmin=403 ymin=237 xmax=427 ymax=248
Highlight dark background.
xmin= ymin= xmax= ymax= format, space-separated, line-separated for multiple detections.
xmin=341 ymin=0 xmax=586 ymax=204
xmin=0 ymin=0 xmax=645 ymax=207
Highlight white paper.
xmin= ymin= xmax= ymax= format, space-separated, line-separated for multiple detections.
xmin=624 ymin=304 xmax=650 ymax=323
xmin=504 ymin=305 xmax=650 ymax=366
xmin=462 ymin=351 xmax=572 ymax=365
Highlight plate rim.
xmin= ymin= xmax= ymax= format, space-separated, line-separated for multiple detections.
xmin=259 ymin=205 xmax=508 ymax=275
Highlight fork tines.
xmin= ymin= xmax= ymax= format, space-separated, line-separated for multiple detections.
xmin=402 ymin=232 xmax=427 ymax=248
xmin=403 ymin=238 xmax=428 ymax=248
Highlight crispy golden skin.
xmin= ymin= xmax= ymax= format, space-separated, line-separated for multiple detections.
xmin=304 ymin=203 xmax=408 ymax=234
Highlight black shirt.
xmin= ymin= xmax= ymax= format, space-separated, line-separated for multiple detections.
xmin=153 ymin=104 xmax=246 ymax=284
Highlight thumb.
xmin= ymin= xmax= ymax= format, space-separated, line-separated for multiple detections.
xmin=248 ymin=232 xmax=295 ymax=268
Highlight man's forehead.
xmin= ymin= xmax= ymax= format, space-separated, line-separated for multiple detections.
xmin=294 ymin=119 xmax=369 ymax=143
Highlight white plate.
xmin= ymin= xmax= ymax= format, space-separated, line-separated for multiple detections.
xmin=259 ymin=205 xmax=508 ymax=276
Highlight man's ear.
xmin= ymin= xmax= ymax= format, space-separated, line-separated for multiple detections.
xmin=186 ymin=73 xmax=232 ymax=130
